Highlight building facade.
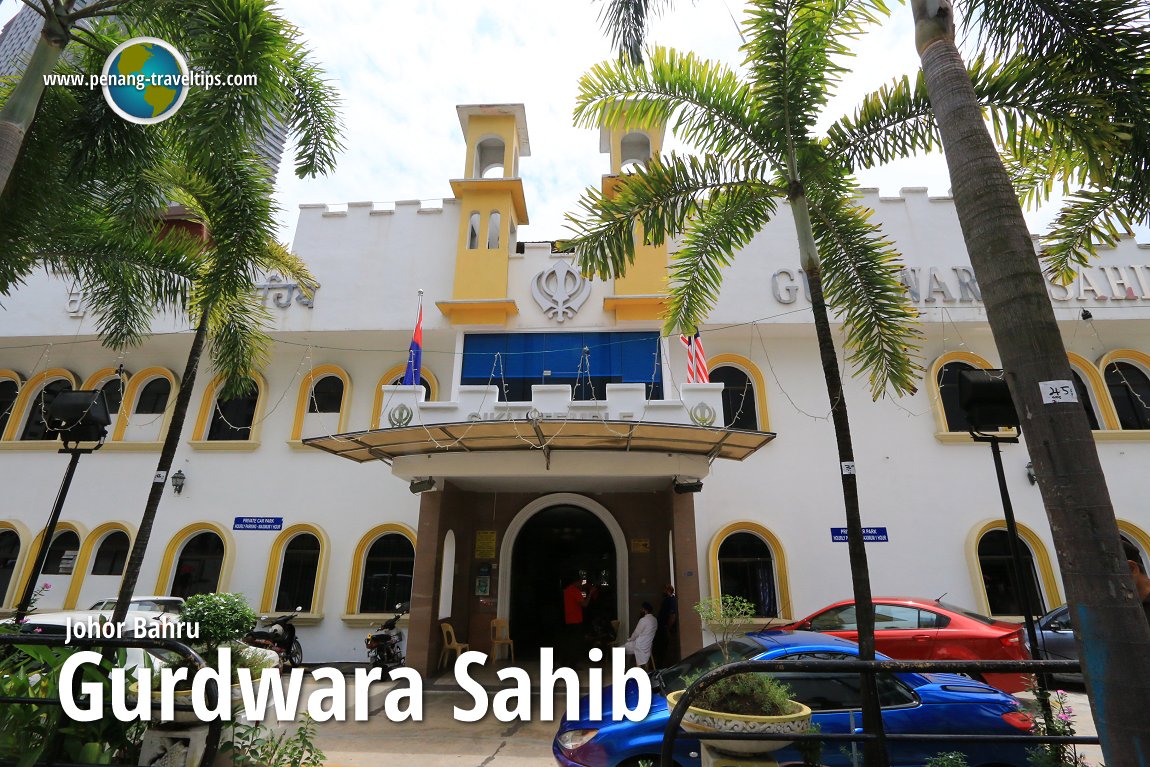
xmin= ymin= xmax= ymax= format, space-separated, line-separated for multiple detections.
xmin=1 ymin=104 xmax=1148 ymax=672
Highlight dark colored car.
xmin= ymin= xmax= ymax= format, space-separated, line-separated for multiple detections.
xmin=1026 ymin=605 xmax=1080 ymax=682
xmin=553 ymin=630 xmax=1034 ymax=767
xmin=783 ymin=597 xmax=1030 ymax=693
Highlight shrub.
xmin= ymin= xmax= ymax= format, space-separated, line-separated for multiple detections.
xmin=181 ymin=592 xmax=258 ymax=650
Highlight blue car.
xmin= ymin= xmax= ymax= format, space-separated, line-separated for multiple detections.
xmin=554 ymin=630 xmax=1034 ymax=767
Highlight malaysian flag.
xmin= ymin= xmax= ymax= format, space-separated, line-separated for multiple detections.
xmin=679 ymin=330 xmax=709 ymax=383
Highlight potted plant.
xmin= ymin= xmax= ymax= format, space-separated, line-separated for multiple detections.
xmin=665 ymin=595 xmax=813 ymax=755
xmin=134 ymin=593 xmax=277 ymax=723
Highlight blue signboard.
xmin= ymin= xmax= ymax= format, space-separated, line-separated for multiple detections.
xmin=831 ymin=527 xmax=889 ymax=543
xmin=233 ymin=516 xmax=283 ymax=531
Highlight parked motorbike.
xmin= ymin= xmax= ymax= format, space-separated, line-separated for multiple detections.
xmin=244 ymin=612 xmax=303 ymax=668
xmin=365 ymin=602 xmax=408 ymax=670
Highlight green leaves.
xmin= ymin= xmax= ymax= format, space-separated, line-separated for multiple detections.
xmin=570 ymin=0 xmax=922 ymax=399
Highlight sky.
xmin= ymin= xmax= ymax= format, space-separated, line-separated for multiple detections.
xmin=1 ymin=0 xmax=1058 ymax=245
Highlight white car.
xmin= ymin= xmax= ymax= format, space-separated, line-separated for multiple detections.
xmin=88 ymin=596 xmax=185 ymax=615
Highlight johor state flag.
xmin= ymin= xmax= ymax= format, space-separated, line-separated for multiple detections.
xmin=402 ymin=302 xmax=423 ymax=386
xmin=679 ymin=330 xmax=709 ymax=384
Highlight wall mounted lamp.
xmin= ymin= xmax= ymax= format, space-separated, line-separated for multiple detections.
xmin=171 ymin=469 xmax=186 ymax=495
xmin=1026 ymin=462 xmax=1037 ymax=486
xmin=673 ymin=477 xmax=703 ymax=494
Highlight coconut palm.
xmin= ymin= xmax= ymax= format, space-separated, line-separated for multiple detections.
xmin=566 ymin=5 xmax=925 ymax=762
xmin=594 ymin=0 xmax=1150 ymax=760
xmin=0 ymin=1 xmax=342 ymax=632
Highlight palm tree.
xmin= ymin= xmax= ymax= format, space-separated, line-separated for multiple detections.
xmin=908 ymin=2 xmax=1150 ymax=759
xmin=595 ymin=0 xmax=1150 ymax=760
xmin=0 ymin=1 xmax=342 ymax=633
xmin=565 ymin=5 xmax=925 ymax=762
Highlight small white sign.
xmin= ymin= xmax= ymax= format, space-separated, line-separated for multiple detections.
xmin=841 ymin=462 xmax=856 ymax=476
xmin=1040 ymin=380 xmax=1078 ymax=404
xmin=153 ymin=470 xmax=167 ymax=484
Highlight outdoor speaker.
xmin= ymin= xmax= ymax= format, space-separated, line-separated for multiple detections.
xmin=958 ymin=369 xmax=1020 ymax=431
xmin=45 ymin=390 xmax=111 ymax=443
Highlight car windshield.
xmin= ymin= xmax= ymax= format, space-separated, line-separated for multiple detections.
xmin=659 ymin=637 xmax=764 ymax=691
xmin=937 ymin=601 xmax=999 ymax=626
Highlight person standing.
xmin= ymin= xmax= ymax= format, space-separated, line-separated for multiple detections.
xmin=561 ymin=574 xmax=590 ymax=666
xmin=625 ymin=602 xmax=658 ymax=667
xmin=656 ymin=583 xmax=679 ymax=665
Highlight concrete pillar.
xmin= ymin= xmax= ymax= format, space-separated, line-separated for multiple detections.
xmin=407 ymin=491 xmax=445 ymax=678
xmin=672 ymin=491 xmax=703 ymax=656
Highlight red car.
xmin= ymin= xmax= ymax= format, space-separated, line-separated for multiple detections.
xmin=784 ymin=597 xmax=1030 ymax=693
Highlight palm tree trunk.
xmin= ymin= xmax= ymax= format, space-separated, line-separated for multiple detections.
xmin=109 ymin=310 xmax=210 ymax=628
xmin=791 ymin=192 xmax=889 ymax=767
xmin=913 ymin=5 xmax=1150 ymax=761
xmin=0 ymin=36 xmax=66 ymax=196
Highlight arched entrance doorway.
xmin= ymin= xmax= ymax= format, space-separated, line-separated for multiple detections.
xmin=509 ymin=504 xmax=617 ymax=659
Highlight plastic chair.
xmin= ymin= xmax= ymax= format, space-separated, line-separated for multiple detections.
xmin=640 ymin=656 xmax=656 ymax=672
xmin=490 ymin=618 xmax=514 ymax=662
xmin=439 ymin=622 xmax=469 ymax=670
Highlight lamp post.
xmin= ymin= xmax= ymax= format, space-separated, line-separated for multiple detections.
xmin=958 ymin=369 xmax=1053 ymax=724
xmin=13 ymin=390 xmax=110 ymax=622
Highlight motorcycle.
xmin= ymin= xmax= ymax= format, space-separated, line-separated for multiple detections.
xmin=365 ymin=602 xmax=408 ymax=670
xmin=244 ymin=612 xmax=303 ymax=668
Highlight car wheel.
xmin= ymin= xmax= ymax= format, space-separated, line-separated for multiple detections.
xmin=288 ymin=639 xmax=303 ymax=667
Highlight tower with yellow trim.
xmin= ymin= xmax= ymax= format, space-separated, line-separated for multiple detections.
xmin=436 ymin=104 xmax=530 ymax=326
xmin=598 ymin=110 xmax=670 ymax=321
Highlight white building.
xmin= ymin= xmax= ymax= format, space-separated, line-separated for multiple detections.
xmin=1 ymin=104 xmax=1148 ymax=673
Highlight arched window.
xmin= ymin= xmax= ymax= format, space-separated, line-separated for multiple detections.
xmin=0 ymin=529 xmax=21 ymax=602
xmin=308 ymin=375 xmax=343 ymax=413
xmin=978 ymin=529 xmax=1045 ymax=616
xmin=1070 ymin=370 xmax=1101 ymax=430
xmin=937 ymin=361 xmax=976 ymax=432
xmin=710 ymin=366 xmax=758 ymax=430
xmin=475 ymin=137 xmax=505 ymax=178
xmin=275 ymin=534 xmax=321 ymax=612
xmin=98 ymin=377 xmax=125 ymax=420
xmin=21 ymin=379 xmax=72 ymax=440
xmin=717 ymin=532 xmax=777 ymax=618
xmin=467 ymin=212 xmax=480 ymax=249
xmin=359 ymin=533 xmax=415 ymax=613
xmin=43 ymin=530 xmax=80 ymax=575
xmin=1105 ymin=361 xmax=1150 ymax=430
xmin=91 ymin=531 xmax=130 ymax=576
xmin=620 ymin=132 xmax=652 ymax=171
xmin=0 ymin=378 xmax=19 ymax=437
xmin=487 ymin=211 xmax=501 ymax=249
xmin=207 ymin=378 xmax=259 ymax=441
xmin=136 ymin=378 xmax=171 ymax=414
xmin=171 ymin=532 xmax=225 ymax=598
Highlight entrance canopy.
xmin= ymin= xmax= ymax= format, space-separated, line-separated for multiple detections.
xmin=303 ymin=418 xmax=775 ymax=464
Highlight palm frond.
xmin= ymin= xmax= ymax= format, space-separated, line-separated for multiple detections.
xmin=566 ymin=153 xmax=779 ymax=281
xmin=665 ymin=186 xmax=781 ymax=334
xmin=207 ymin=291 xmax=272 ymax=398
xmin=576 ymin=48 xmax=779 ymax=167
xmin=595 ymin=0 xmax=674 ymax=66
xmin=828 ymin=73 xmax=939 ymax=170
xmin=806 ymin=188 xmax=924 ymax=397
xmin=1040 ymin=188 xmax=1133 ymax=285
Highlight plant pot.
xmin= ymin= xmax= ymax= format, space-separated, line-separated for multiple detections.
xmin=665 ymin=689 xmax=813 ymax=755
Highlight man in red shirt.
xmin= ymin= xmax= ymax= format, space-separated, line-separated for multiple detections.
xmin=561 ymin=574 xmax=590 ymax=666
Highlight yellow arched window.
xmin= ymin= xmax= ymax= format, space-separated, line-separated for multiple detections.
xmin=968 ymin=521 xmax=1061 ymax=617
xmin=707 ymin=522 xmax=791 ymax=620
xmin=291 ymin=366 xmax=351 ymax=441
xmin=112 ymin=368 xmax=178 ymax=443
xmin=262 ymin=525 xmax=329 ymax=616
xmin=347 ymin=524 xmax=416 ymax=616
xmin=0 ymin=370 xmax=23 ymax=439
xmin=371 ymin=367 xmax=439 ymax=429
xmin=1099 ymin=350 xmax=1150 ymax=431
xmin=191 ymin=373 xmax=267 ymax=448
xmin=928 ymin=352 xmax=996 ymax=440
xmin=156 ymin=523 xmax=233 ymax=597
xmin=2 ymin=369 xmax=78 ymax=442
xmin=707 ymin=354 xmax=769 ymax=431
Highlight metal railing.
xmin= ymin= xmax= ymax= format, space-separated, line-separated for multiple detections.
xmin=661 ymin=658 xmax=1096 ymax=766
xmin=0 ymin=632 xmax=221 ymax=767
